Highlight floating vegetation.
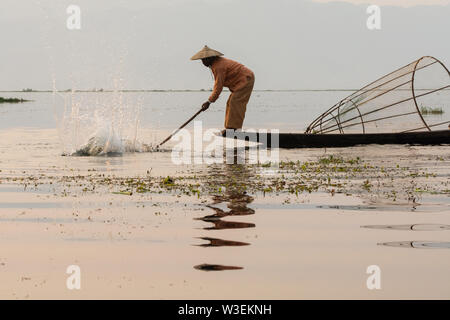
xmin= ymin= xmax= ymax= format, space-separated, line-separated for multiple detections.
xmin=317 ymin=155 xmax=361 ymax=165
xmin=1 ymin=152 xmax=448 ymax=208
xmin=162 ymin=176 xmax=175 ymax=187
xmin=420 ymin=106 xmax=444 ymax=115
xmin=112 ymin=191 xmax=133 ymax=196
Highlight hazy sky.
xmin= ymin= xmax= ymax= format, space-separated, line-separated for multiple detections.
xmin=0 ymin=0 xmax=449 ymax=90
xmin=313 ymin=0 xmax=450 ymax=7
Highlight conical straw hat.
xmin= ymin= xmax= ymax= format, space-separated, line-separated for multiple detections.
xmin=190 ymin=45 xmax=223 ymax=60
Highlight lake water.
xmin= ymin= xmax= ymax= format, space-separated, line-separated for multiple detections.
xmin=0 ymin=91 xmax=449 ymax=299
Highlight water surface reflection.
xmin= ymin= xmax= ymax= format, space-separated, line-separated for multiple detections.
xmin=363 ymin=224 xmax=450 ymax=249
xmin=193 ymin=163 xmax=256 ymax=271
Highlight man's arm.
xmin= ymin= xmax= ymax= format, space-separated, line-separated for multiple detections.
xmin=208 ymin=70 xmax=225 ymax=103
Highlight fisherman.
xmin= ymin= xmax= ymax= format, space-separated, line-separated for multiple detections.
xmin=191 ymin=45 xmax=255 ymax=133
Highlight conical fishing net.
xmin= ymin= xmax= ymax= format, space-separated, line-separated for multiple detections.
xmin=306 ymin=56 xmax=450 ymax=134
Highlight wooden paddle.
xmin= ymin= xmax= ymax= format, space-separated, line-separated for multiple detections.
xmin=157 ymin=107 xmax=205 ymax=148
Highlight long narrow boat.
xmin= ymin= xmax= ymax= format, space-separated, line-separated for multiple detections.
xmin=227 ymin=56 xmax=449 ymax=149
xmin=223 ymin=130 xmax=450 ymax=149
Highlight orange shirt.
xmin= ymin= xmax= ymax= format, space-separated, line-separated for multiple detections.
xmin=208 ymin=57 xmax=254 ymax=103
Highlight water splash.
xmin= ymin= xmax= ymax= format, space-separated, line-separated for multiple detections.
xmin=55 ymin=86 xmax=156 ymax=156
xmin=72 ymin=122 xmax=153 ymax=156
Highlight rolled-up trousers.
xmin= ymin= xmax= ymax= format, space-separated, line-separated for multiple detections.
xmin=224 ymin=74 xmax=255 ymax=129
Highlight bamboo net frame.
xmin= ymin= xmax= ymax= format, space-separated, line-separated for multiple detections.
xmin=306 ymin=56 xmax=450 ymax=134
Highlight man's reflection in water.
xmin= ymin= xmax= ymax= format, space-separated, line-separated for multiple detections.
xmin=193 ymin=161 xmax=256 ymax=271
xmin=197 ymin=162 xmax=256 ymax=230
xmin=195 ymin=237 xmax=249 ymax=247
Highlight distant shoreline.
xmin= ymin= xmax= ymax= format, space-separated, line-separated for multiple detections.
xmin=1 ymin=88 xmax=446 ymax=93
xmin=0 ymin=97 xmax=31 ymax=103
xmin=0 ymin=89 xmax=358 ymax=93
